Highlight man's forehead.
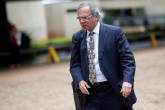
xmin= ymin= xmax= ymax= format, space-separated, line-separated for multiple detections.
xmin=78 ymin=5 xmax=90 ymax=12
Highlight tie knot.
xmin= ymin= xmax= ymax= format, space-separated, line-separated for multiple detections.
xmin=89 ymin=32 xmax=94 ymax=36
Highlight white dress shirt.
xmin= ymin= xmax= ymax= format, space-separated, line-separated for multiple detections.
xmin=87 ymin=22 xmax=107 ymax=82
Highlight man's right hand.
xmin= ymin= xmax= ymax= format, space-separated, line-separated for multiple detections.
xmin=79 ymin=80 xmax=91 ymax=95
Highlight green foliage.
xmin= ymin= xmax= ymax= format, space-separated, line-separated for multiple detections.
xmin=30 ymin=37 xmax=72 ymax=48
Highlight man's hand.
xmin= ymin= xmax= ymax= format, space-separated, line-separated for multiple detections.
xmin=120 ymin=82 xmax=132 ymax=98
xmin=79 ymin=80 xmax=91 ymax=95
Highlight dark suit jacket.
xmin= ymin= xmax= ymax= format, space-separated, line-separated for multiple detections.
xmin=70 ymin=23 xmax=137 ymax=106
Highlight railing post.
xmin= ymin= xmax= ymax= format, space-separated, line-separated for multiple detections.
xmin=150 ymin=33 xmax=158 ymax=47
xmin=48 ymin=47 xmax=60 ymax=63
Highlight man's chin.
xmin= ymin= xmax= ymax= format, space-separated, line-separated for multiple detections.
xmin=82 ymin=26 xmax=87 ymax=29
xmin=82 ymin=27 xmax=90 ymax=31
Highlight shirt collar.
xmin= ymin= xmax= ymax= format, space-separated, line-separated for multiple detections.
xmin=87 ymin=22 xmax=100 ymax=36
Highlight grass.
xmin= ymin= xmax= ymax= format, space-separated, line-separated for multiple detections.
xmin=30 ymin=37 xmax=72 ymax=48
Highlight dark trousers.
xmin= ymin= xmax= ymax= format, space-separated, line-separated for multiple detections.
xmin=85 ymin=82 xmax=133 ymax=110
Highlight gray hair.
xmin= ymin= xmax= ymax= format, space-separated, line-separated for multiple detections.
xmin=77 ymin=2 xmax=100 ymax=18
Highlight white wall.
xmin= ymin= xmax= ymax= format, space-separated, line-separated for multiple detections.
xmin=45 ymin=4 xmax=65 ymax=37
xmin=6 ymin=1 xmax=48 ymax=42
xmin=64 ymin=11 xmax=81 ymax=37
xmin=63 ymin=2 xmax=81 ymax=37
xmin=100 ymin=0 xmax=145 ymax=9
xmin=45 ymin=2 xmax=81 ymax=37
xmin=145 ymin=0 xmax=165 ymax=15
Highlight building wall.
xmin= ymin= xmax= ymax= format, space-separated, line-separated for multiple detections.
xmin=63 ymin=2 xmax=81 ymax=37
xmin=45 ymin=4 xmax=65 ymax=37
xmin=6 ymin=1 xmax=48 ymax=42
xmin=100 ymin=0 xmax=145 ymax=9
xmin=145 ymin=0 xmax=165 ymax=15
xmin=6 ymin=0 xmax=165 ymax=41
xmin=45 ymin=2 xmax=81 ymax=38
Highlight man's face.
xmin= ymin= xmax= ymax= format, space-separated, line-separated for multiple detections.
xmin=77 ymin=6 xmax=97 ymax=31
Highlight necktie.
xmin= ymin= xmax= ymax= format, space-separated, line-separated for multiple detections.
xmin=88 ymin=32 xmax=96 ymax=84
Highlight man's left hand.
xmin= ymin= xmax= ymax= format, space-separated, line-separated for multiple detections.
xmin=120 ymin=82 xmax=132 ymax=98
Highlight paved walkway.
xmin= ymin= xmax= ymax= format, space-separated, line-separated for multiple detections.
xmin=0 ymin=47 xmax=165 ymax=110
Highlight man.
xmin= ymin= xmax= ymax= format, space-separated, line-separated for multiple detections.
xmin=70 ymin=2 xmax=137 ymax=110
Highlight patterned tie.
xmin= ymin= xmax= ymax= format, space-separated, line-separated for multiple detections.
xmin=88 ymin=32 xmax=96 ymax=85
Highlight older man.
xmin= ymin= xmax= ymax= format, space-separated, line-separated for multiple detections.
xmin=70 ymin=2 xmax=137 ymax=110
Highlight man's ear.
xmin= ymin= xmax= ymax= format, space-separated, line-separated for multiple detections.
xmin=95 ymin=12 xmax=100 ymax=20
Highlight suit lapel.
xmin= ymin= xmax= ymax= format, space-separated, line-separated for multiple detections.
xmin=99 ymin=24 xmax=107 ymax=60
xmin=80 ymin=30 xmax=87 ymax=52
xmin=80 ymin=30 xmax=88 ymax=64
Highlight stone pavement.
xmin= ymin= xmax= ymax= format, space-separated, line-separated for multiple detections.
xmin=133 ymin=47 xmax=165 ymax=110
xmin=0 ymin=46 xmax=165 ymax=110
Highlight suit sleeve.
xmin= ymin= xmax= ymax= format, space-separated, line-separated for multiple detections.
xmin=70 ymin=33 xmax=83 ymax=84
xmin=115 ymin=28 xmax=136 ymax=85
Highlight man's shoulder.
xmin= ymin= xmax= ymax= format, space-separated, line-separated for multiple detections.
xmin=73 ymin=29 xmax=85 ymax=37
xmin=72 ymin=29 xmax=85 ymax=41
xmin=101 ymin=23 xmax=122 ymax=32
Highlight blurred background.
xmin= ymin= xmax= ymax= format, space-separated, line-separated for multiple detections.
xmin=0 ymin=0 xmax=165 ymax=110
xmin=0 ymin=0 xmax=165 ymax=67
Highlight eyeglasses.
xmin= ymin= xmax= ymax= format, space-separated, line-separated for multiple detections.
xmin=77 ymin=15 xmax=93 ymax=21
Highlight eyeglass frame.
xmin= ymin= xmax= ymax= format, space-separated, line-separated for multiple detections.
xmin=76 ymin=15 xmax=93 ymax=21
